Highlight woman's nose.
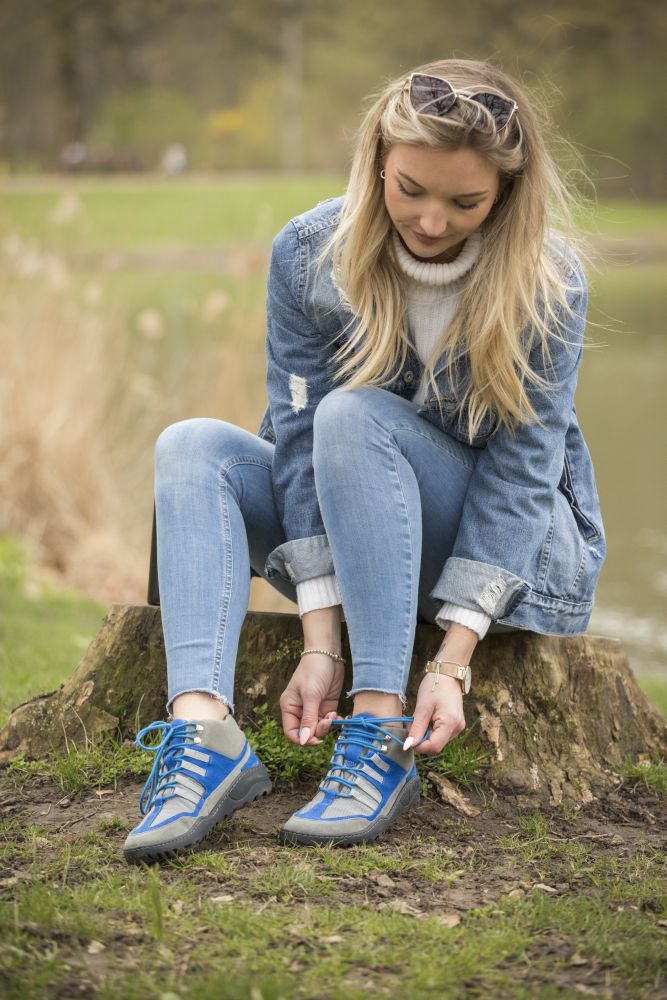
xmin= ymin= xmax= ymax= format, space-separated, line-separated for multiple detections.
xmin=419 ymin=208 xmax=448 ymax=237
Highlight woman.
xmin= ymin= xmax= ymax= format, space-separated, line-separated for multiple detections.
xmin=123 ymin=58 xmax=605 ymax=862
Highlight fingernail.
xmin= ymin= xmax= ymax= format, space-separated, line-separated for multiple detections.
xmin=403 ymin=737 xmax=415 ymax=751
xmin=299 ymin=727 xmax=311 ymax=746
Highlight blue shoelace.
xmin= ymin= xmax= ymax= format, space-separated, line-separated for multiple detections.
xmin=135 ymin=720 xmax=201 ymax=816
xmin=321 ymin=715 xmax=429 ymax=798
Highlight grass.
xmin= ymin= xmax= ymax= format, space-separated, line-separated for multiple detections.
xmin=0 ymin=814 xmax=664 ymax=998
xmin=5 ymin=741 xmax=151 ymax=796
xmin=0 ymin=174 xmax=346 ymax=252
xmin=0 ymin=537 xmax=106 ymax=727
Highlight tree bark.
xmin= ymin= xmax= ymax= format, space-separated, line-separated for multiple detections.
xmin=1 ymin=604 xmax=665 ymax=806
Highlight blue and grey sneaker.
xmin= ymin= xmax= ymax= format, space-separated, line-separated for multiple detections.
xmin=278 ymin=714 xmax=423 ymax=847
xmin=123 ymin=714 xmax=272 ymax=863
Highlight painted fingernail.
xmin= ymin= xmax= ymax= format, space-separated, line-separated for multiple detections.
xmin=299 ymin=727 xmax=311 ymax=746
xmin=403 ymin=737 xmax=415 ymax=751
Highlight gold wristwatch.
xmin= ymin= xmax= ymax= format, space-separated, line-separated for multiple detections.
xmin=424 ymin=659 xmax=472 ymax=695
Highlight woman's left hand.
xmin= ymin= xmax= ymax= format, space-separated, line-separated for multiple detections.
xmin=403 ymin=673 xmax=466 ymax=754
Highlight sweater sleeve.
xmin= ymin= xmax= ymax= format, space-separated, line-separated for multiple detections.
xmin=296 ymin=574 xmax=346 ymax=621
xmin=435 ymin=602 xmax=491 ymax=640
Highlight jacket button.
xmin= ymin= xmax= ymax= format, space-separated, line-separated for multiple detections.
xmin=404 ymin=371 xmax=414 ymax=383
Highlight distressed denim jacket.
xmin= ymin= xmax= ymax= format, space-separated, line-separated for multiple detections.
xmin=255 ymin=196 xmax=606 ymax=636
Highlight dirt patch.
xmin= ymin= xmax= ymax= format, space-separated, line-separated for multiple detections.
xmin=1 ymin=773 xmax=665 ymax=998
xmin=2 ymin=774 xmax=664 ymax=915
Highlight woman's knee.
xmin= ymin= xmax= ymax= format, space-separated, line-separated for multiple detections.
xmin=154 ymin=418 xmax=239 ymax=478
xmin=315 ymin=387 xmax=375 ymax=429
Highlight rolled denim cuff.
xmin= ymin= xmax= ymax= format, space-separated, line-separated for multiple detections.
xmin=264 ymin=533 xmax=334 ymax=586
xmin=429 ymin=557 xmax=529 ymax=619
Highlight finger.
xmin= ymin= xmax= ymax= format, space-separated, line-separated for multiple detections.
xmin=299 ymin=696 xmax=321 ymax=747
xmin=403 ymin=705 xmax=432 ymax=751
xmin=314 ymin=711 xmax=339 ymax=739
xmin=413 ymin=721 xmax=455 ymax=756
xmin=280 ymin=703 xmax=303 ymax=746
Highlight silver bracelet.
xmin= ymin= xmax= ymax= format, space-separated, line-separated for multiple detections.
xmin=301 ymin=647 xmax=346 ymax=664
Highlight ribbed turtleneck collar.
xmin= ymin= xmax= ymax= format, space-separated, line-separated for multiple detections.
xmin=392 ymin=228 xmax=481 ymax=286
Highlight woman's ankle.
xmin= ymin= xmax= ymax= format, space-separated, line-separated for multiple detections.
xmin=352 ymin=691 xmax=403 ymax=718
xmin=170 ymin=692 xmax=231 ymax=722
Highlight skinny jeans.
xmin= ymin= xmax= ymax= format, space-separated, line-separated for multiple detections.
xmin=156 ymin=386 xmax=494 ymax=715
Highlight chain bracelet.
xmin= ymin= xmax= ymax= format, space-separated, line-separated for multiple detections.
xmin=301 ymin=648 xmax=346 ymax=665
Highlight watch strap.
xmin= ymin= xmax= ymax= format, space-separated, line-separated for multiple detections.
xmin=424 ymin=659 xmax=471 ymax=694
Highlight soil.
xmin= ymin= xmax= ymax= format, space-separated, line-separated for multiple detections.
xmin=2 ymin=774 xmax=664 ymax=915
xmin=1 ymin=773 xmax=664 ymax=998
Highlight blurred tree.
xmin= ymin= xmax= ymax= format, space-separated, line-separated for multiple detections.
xmin=0 ymin=0 xmax=664 ymax=194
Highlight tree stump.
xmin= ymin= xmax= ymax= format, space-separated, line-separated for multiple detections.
xmin=1 ymin=604 xmax=664 ymax=807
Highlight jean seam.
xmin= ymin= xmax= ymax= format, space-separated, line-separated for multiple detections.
xmin=385 ymin=429 xmax=417 ymax=699
xmin=212 ymin=455 xmax=272 ymax=699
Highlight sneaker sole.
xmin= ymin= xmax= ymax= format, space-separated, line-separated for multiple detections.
xmin=124 ymin=763 xmax=272 ymax=863
xmin=277 ymin=774 xmax=420 ymax=848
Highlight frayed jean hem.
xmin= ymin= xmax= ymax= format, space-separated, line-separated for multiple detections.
xmin=345 ymin=686 xmax=408 ymax=708
xmin=166 ymin=688 xmax=234 ymax=719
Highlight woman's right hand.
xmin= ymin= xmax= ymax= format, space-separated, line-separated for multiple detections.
xmin=279 ymin=652 xmax=345 ymax=747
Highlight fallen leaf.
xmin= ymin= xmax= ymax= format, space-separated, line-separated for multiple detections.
xmin=95 ymin=790 xmax=114 ymax=798
xmin=86 ymin=940 xmax=106 ymax=955
xmin=385 ymin=899 xmax=424 ymax=917
xmin=506 ymin=888 xmax=525 ymax=900
xmin=570 ymin=952 xmax=588 ymax=966
xmin=532 ymin=883 xmax=559 ymax=894
xmin=435 ymin=912 xmax=461 ymax=928
xmin=210 ymin=894 xmax=235 ymax=904
xmin=171 ymin=900 xmax=185 ymax=916
xmin=426 ymin=772 xmax=481 ymax=816
xmin=321 ymin=934 xmax=343 ymax=944
xmin=374 ymin=873 xmax=395 ymax=888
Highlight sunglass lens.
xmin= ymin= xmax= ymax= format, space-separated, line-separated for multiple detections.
xmin=469 ymin=92 xmax=516 ymax=129
xmin=409 ymin=74 xmax=457 ymax=117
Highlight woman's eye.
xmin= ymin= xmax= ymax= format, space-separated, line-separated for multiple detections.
xmin=397 ymin=181 xmax=419 ymax=197
xmin=455 ymin=201 xmax=479 ymax=211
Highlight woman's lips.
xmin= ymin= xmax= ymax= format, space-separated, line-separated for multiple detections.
xmin=410 ymin=229 xmax=446 ymax=245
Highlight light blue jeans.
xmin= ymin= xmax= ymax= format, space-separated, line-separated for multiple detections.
xmin=156 ymin=387 xmax=503 ymax=715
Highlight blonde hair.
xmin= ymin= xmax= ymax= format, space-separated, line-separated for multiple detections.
xmin=315 ymin=57 xmax=589 ymax=441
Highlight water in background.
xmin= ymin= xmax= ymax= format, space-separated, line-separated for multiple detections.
xmin=579 ymin=261 xmax=666 ymax=678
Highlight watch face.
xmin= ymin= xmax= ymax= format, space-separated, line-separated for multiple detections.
xmin=463 ymin=666 xmax=472 ymax=694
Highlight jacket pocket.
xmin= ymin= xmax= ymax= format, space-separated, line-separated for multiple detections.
xmin=537 ymin=491 xmax=588 ymax=600
xmin=559 ymin=453 xmax=601 ymax=541
xmin=256 ymin=405 xmax=276 ymax=444
xmin=422 ymin=395 xmax=496 ymax=447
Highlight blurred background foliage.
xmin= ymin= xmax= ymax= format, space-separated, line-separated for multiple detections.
xmin=0 ymin=0 xmax=665 ymax=195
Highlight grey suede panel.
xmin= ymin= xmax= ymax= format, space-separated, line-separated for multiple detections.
xmin=194 ymin=715 xmax=247 ymax=758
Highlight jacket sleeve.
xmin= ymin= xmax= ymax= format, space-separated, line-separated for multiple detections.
xmin=428 ymin=254 xmax=588 ymax=621
xmin=263 ymin=220 xmax=341 ymax=587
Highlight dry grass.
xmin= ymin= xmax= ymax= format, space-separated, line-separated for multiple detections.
xmin=0 ymin=230 xmax=292 ymax=615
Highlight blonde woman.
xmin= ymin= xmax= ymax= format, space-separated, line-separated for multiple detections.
xmin=123 ymin=58 xmax=605 ymax=861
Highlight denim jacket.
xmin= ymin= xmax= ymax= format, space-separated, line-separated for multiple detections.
xmin=255 ymin=196 xmax=606 ymax=636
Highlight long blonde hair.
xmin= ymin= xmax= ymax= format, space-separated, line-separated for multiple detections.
xmin=316 ymin=58 xmax=589 ymax=441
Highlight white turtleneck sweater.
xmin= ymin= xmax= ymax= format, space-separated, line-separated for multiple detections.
xmin=294 ymin=228 xmax=492 ymax=641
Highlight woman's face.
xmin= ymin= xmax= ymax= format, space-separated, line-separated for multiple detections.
xmin=382 ymin=143 xmax=501 ymax=263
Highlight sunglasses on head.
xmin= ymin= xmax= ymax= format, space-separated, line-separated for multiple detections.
xmin=406 ymin=72 xmax=519 ymax=132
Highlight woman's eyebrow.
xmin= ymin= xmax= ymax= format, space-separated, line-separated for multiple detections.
xmin=396 ymin=168 xmax=488 ymax=198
